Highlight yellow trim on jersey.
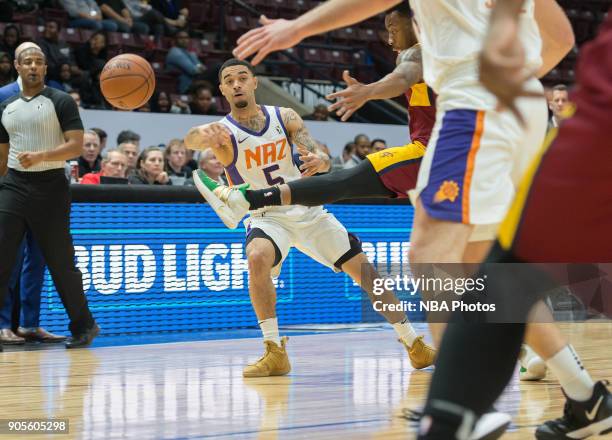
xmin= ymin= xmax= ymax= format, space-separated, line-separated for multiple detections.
xmin=409 ymin=83 xmax=431 ymax=107
xmin=498 ymin=128 xmax=559 ymax=250
xmin=367 ymin=141 xmax=426 ymax=173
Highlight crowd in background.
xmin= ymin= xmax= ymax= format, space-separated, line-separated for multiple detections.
xmin=0 ymin=0 xmax=224 ymax=112
xmin=75 ymin=82 xmax=569 ymax=187
xmin=72 ymin=127 xmax=390 ymax=186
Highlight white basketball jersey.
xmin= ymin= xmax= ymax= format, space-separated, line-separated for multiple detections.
xmin=219 ymin=105 xmax=321 ymax=218
xmin=408 ymin=0 xmax=542 ymax=94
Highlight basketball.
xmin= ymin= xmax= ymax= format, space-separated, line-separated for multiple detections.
xmin=100 ymin=54 xmax=155 ymax=110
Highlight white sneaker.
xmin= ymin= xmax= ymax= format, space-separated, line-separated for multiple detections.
xmin=519 ymin=344 xmax=547 ymax=381
xmin=192 ymin=170 xmax=250 ymax=229
xmin=470 ymin=412 xmax=512 ymax=440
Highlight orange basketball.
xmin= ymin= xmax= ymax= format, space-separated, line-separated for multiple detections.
xmin=100 ymin=54 xmax=155 ymax=110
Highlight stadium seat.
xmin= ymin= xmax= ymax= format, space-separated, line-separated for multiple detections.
xmin=20 ymin=24 xmax=42 ymax=39
xmin=62 ymin=27 xmax=83 ymax=45
xmin=43 ymin=8 xmax=69 ymax=27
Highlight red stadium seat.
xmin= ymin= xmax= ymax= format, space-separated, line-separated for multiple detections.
xmin=62 ymin=27 xmax=82 ymax=45
xmin=80 ymin=29 xmax=94 ymax=42
xmin=43 ymin=8 xmax=69 ymax=27
xmin=20 ymin=24 xmax=42 ymax=39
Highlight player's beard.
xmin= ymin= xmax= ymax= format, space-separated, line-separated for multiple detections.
xmin=235 ymin=100 xmax=248 ymax=109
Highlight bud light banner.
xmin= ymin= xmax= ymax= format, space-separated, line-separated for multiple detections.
xmin=39 ymin=203 xmax=415 ymax=335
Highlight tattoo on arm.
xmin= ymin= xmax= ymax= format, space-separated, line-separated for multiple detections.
xmin=282 ymin=109 xmax=331 ymax=170
xmin=395 ymin=46 xmax=423 ymax=87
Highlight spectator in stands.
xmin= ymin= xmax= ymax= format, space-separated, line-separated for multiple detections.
xmin=117 ymin=129 xmax=141 ymax=146
xmin=98 ymin=0 xmax=149 ymax=34
xmin=60 ymin=0 xmax=118 ymax=32
xmin=0 ymin=25 xmax=20 ymax=62
xmin=548 ymin=84 xmax=569 ymax=130
xmin=0 ymin=52 xmax=15 ymax=87
xmin=166 ymin=30 xmax=207 ymax=93
xmin=80 ymin=64 xmax=108 ymax=109
xmin=91 ymin=127 xmax=107 ymax=150
xmin=118 ymin=141 xmax=139 ymax=176
xmin=124 ymin=0 xmax=165 ymax=39
xmin=75 ymin=31 xmax=108 ymax=73
xmin=189 ymin=84 xmax=217 ymax=115
xmin=164 ymin=138 xmax=191 ymax=185
xmin=70 ymin=91 xmax=82 ymax=107
xmin=198 ymin=148 xmax=227 ymax=184
xmin=150 ymin=0 xmax=188 ymax=33
xmin=184 ymin=147 xmax=197 ymax=172
xmin=80 ymin=149 xmax=129 ymax=184
xmin=151 ymin=90 xmax=170 ymax=112
xmin=344 ymin=134 xmax=370 ymax=169
xmin=129 ymin=146 xmax=171 ymax=184
xmin=37 ymin=20 xmax=80 ymax=80
xmin=78 ymin=130 xmax=102 ymax=178
xmin=331 ymin=142 xmax=354 ymax=171
xmin=303 ymin=104 xmax=329 ymax=121
xmin=47 ymin=62 xmax=78 ymax=92
xmin=371 ymin=138 xmax=387 ymax=152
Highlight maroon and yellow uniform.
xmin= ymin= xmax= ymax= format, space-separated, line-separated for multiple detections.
xmin=366 ymin=81 xmax=436 ymax=198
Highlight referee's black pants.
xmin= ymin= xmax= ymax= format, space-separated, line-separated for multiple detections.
xmin=0 ymin=169 xmax=94 ymax=336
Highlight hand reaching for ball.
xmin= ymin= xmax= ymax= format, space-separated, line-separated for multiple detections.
xmin=185 ymin=123 xmax=232 ymax=150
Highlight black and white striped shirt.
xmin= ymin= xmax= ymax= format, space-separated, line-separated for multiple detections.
xmin=0 ymin=87 xmax=83 ymax=172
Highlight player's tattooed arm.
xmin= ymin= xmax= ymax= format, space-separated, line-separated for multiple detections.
xmin=326 ymin=46 xmax=423 ymax=121
xmin=184 ymin=123 xmax=234 ymax=165
xmin=281 ymin=108 xmax=331 ymax=176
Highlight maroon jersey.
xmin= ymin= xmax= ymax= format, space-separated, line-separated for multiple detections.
xmin=404 ymin=82 xmax=437 ymax=146
xmin=506 ymin=7 xmax=612 ymax=264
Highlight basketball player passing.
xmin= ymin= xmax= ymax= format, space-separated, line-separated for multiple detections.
xmin=184 ymin=58 xmax=435 ymax=377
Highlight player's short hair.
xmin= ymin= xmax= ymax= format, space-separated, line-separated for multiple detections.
xmin=371 ymin=138 xmax=386 ymax=146
xmin=552 ymin=84 xmax=568 ymax=93
xmin=219 ymin=58 xmax=255 ymax=82
xmin=386 ymin=3 xmax=413 ymax=18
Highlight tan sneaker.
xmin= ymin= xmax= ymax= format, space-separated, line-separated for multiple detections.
xmin=243 ymin=336 xmax=291 ymax=377
xmin=400 ymin=335 xmax=436 ymax=369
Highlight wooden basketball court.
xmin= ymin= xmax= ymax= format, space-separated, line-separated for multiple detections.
xmin=0 ymin=322 xmax=610 ymax=439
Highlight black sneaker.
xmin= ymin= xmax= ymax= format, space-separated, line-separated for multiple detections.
xmin=411 ymin=405 xmax=510 ymax=440
xmin=536 ymin=380 xmax=612 ymax=439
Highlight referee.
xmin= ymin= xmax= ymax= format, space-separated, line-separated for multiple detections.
xmin=0 ymin=46 xmax=98 ymax=350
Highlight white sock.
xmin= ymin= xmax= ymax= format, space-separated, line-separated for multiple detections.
xmin=259 ymin=317 xmax=281 ymax=346
xmin=392 ymin=317 xmax=418 ymax=346
xmin=547 ymin=345 xmax=595 ymax=401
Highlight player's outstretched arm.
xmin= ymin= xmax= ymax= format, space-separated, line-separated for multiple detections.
xmin=327 ymin=48 xmax=423 ymax=121
xmin=535 ymin=0 xmax=575 ymax=77
xmin=281 ymin=108 xmax=331 ymax=177
xmin=233 ymin=0 xmax=401 ymax=65
xmin=185 ymin=123 xmax=235 ymax=165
